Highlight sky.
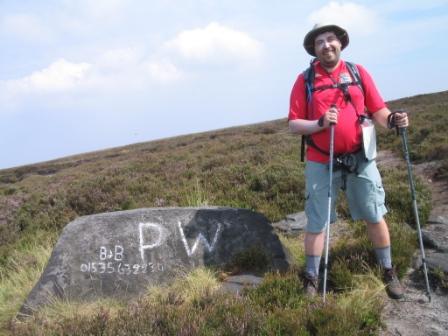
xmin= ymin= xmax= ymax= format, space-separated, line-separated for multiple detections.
xmin=1 ymin=0 xmax=447 ymax=169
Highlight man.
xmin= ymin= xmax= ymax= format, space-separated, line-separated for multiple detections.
xmin=288 ymin=23 xmax=408 ymax=299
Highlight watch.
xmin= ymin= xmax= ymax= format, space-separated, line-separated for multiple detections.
xmin=318 ymin=116 xmax=325 ymax=127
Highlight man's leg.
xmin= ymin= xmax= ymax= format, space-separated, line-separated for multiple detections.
xmin=304 ymin=231 xmax=325 ymax=277
xmin=303 ymin=161 xmax=340 ymax=295
xmin=367 ymin=218 xmax=392 ymax=268
xmin=303 ymin=231 xmax=325 ymax=295
xmin=345 ymin=156 xmax=403 ymax=299
xmin=366 ymin=217 xmax=390 ymax=247
xmin=367 ymin=218 xmax=403 ymax=299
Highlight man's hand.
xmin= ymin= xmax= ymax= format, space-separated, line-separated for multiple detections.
xmin=322 ymin=105 xmax=338 ymax=127
xmin=388 ymin=110 xmax=409 ymax=129
xmin=393 ymin=112 xmax=409 ymax=128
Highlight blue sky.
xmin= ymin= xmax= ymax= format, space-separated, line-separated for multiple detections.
xmin=1 ymin=0 xmax=447 ymax=169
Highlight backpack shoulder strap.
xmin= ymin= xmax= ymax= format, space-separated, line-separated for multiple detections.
xmin=303 ymin=65 xmax=314 ymax=104
xmin=301 ymin=61 xmax=316 ymax=162
xmin=345 ymin=61 xmax=364 ymax=96
xmin=303 ymin=58 xmax=318 ymax=105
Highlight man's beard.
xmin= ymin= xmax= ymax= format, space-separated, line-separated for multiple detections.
xmin=319 ymin=50 xmax=340 ymax=69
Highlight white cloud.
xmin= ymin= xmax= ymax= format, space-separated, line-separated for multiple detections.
xmin=98 ymin=47 xmax=145 ymax=68
xmin=7 ymin=58 xmax=92 ymax=92
xmin=308 ymin=2 xmax=379 ymax=35
xmin=0 ymin=49 xmax=183 ymax=105
xmin=92 ymin=48 xmax=185 ymax=85
xmin=165 ymin=22 xmax=263 ymax=64
xmin=145 ymin=60 xmax=184 ymax=83
xmin=0 ymin=20 xmax=263 ymax=108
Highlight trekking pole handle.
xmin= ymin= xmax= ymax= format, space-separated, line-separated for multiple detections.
xmin=391 ymin=109 xmax=408 ymax=136
xmin=330 ymin=104 xmax=337 ymax=126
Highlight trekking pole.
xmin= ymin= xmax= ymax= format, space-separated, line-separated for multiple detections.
xmin=323 ymin=105 xmax=336 ymax=303
xmin=398 ymin=123 xmax=432 ymax=302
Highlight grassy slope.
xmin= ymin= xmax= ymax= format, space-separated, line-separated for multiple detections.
xmin=0 ymin=90 xmax=447 ymax=335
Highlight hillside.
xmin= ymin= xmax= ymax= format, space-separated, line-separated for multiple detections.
xmin=0 ymin=90 xmax=447 ymax=335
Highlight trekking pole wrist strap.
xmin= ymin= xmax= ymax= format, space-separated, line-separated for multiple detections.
xmin=388 ymin=111 xmax=407 ymax=136
xmin=387 ymin=112 xmax=399 ymax=129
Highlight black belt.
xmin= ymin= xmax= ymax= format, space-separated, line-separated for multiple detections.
xmin=333 ymin=149 xmax=365 ymax=174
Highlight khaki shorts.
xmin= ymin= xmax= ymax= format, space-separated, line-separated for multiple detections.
xmin=304 ymin=158 xmax=387 ymax=233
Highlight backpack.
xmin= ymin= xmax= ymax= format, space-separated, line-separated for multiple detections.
xmin=300 ymin=60 xmax=365 ymax=161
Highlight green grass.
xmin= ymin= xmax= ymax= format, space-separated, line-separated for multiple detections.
xmin=0 ymin=231 xmax=55 ymax=334
xmin=279 ymin=234 xmax=306 ymax=268
xmin=10 ymin=269 xmax=385 ymax=336
xmin=430 ymin=267 xmax=448 ymax=293
xmin=0 ymin=90 xmax=446 ymax=335
xmin=380 ymin=91 xmax=448 ymax=167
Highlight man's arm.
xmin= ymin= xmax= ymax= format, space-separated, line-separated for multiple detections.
xmin=372 ymin=107 xmax=409 ymax=129
xmin=289 ymin=119 xmax=323 ymax=135
xmin=289 ymin=105 xmax=339 ymax=134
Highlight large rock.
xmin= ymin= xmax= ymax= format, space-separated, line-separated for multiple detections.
xmin=427 ymin=213 xmax=448 ymax=225
xmin=271 ymin=211 xmax=307 ymax=236
xmin=19 ymin=207 xmax=290 ymax=317
xmin=422 ymin=224 xmax=448 ymax=253
xmin=426 ymin=252 xmax=448 ymax=273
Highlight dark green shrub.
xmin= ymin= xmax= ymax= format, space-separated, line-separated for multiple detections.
xmin=381 ymin=167 xmax=432 ymax=228
xmin=387 ymin=215 xmax=416 ymax=278
xmin=430 ymin=268 xmax=448 ymax=293
xmin=304 ymin=296 xmax=382 ymax=336
xmin=67 ymin=176 xmax=132 ymax=215
xmin=247 ymin=272 xmax=306 ymax=310
xmin=228 ymin=245 xmax=270 ymax=274
xmin=329 ymin=235 xmax=375 ymax=291
xmin=262 ymin=308 xmax=309 ymax=336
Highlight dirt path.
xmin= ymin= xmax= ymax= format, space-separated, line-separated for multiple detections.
xmin=377 ymin=150 xmax=448 ymax=336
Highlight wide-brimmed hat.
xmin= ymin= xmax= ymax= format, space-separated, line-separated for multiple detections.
xmin=303 ymin=23 xmax=349 ymax=56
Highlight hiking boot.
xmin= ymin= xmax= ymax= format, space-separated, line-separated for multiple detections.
xmin=383 ymin=268 xmax=404 ymax=299
xmin=303 ymin=273 xmax=319 ymax=297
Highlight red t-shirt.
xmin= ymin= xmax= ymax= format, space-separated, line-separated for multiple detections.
xmin=288 ymin=60 xmax=386 ymax=163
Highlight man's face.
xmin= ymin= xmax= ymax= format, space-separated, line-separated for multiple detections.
xmin=314 ymin=31 xmax=341 ymax=68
